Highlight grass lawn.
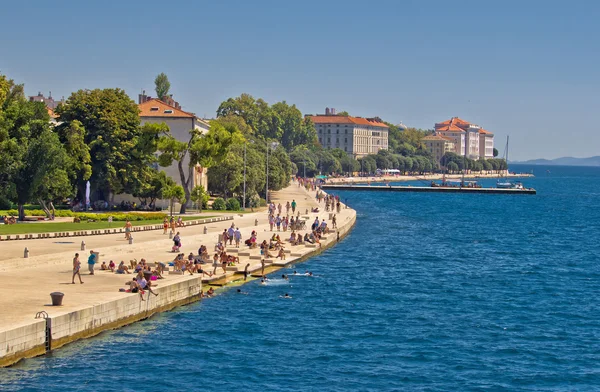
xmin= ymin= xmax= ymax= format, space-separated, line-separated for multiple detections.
xmin=0 ymin=216 xmax=216 ymax=235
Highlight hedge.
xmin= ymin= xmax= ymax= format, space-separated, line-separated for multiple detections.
xmin=0 ymin=210 xmax=167 ymax=222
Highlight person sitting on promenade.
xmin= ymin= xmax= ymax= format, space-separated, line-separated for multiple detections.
xmin=100 ymin=261 xmax=109 ymax=271
xmin=177 ymin=216 xmax=184 ymax=227
xmin=245 ymin=231 xmax=258 ymax=248
xmin=311 ymin=207 xmax=319 ymax=213
xmin=152 ymin=267 xmax=164 ymax=280
xmin=215 ymin=241 xmax=225 ymax=253
xmin=276 ymin=248 xmax=286 ymax=260
xmin=196 ymin=263 xmax=213 ymax=278
xmin=288 ymin=232 xmax=296 ymax=244
xmin=108 ymin=260 xmax=116 ymax=272
xmin=304 ymin=233 xmax=312 ymax=244
xmin=126 ymin=278 xmax=145 ymax=301
xmin=117 ymin=261 xmax=131 ymax=274
xmin=188 ymin=252 xmax=195 ymax=263
xmin=311 ymin=232 xmax=322 ymax=248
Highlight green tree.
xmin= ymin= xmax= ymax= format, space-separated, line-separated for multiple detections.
xmin=190 ymin=185 xmax=209 ymax=212
xmin=154 ymin=73 xmax=171 ymax=100
xmin=55 ymin=88 xmax=150 ymax=201
xmin=162 ymin=184 xmax=185 ymax=216
xmin=493 ymin=148 xmax=499 ymax=157
xmin=132 ymin=169 xmax=175 ymax=209
xmin=447 ymin=162 xmax=459 ymax=173
xmin=158 ymin=121 xmax=243 ymax=213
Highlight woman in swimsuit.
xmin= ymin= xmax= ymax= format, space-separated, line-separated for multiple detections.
xmin=72 ymin=253 xmax=83 ymax=284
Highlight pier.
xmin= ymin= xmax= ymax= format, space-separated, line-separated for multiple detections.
xmin=321 ymin=184 xmax=537 ymax=195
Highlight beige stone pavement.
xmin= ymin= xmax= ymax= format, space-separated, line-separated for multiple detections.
xmin=0 ymin=182 xmax=355 ymax=331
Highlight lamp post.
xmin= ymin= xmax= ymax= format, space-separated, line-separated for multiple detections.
xmin=303 ymin=155 xmax=306 ymax=179
xmin=243 ymin=141 xmax=247 ymax=210
xmin=265 ymin=141 xmax=279 ymax=203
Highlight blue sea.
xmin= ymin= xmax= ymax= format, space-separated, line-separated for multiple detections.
xmin=2 ymin=165 xmax=600 ymax=391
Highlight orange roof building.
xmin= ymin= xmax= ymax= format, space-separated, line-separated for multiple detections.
xmin=138 ymin=98 xmax=210 ymax=195
xmin=434 ymin=117 xmax=495 ymax=159
xmin=308 ymin=111 xmax=389 ymax=157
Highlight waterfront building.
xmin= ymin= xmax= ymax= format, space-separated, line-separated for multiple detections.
xmin=434 ymin=117 xmax=494 ymax=159
xmin=422 ymin=134 xmax=455 ymax=166
xmin=308 ymin=110 xmax=389 ymax=157
xmin=138 ymin=97 xmax=210 ymax=193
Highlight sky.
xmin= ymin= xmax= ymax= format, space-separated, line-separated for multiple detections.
xmin=1 ymin=0 xmax=598 ymax=160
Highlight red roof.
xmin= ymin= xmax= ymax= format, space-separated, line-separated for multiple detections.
xmin=139 ymin=98 xmax=195 ymax=118
xmin=436 ymin=124 xmax=465 ymax=132
xmin=423 ymin=134 xmax=455 ymax=142
xmin=479 ymin=128 xmax=493 ymax=135
xmin=308 ymin=115 xmax=388 ymax=129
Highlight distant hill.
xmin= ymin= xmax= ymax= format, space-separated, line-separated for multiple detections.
xmin=512 ymin=156 xmax=600 ymax=166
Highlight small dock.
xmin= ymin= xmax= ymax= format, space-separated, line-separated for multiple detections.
xmin=321 ymin=184 xmax=537 ymax=195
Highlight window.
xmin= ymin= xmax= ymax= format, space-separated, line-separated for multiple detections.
xmin=337 ymin=129 xmax=339 ymax=134
xmin=345 ymin=138 xmax=347 ymax=143
xmin=164 ymin=110 xmax=173 ymax=114
xmin=150 ymin=107 xmax=159 ymax=111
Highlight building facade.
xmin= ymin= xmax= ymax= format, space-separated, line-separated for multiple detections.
xmin=422 ymin=134 xmax=455 ymax=165
xmin=434 ymin=117 xmax=494 ymax=159
xmin=138 ymin=98 xmax=210 ymax=192
xmin=308 ymin=113 xmax=389 ymax=157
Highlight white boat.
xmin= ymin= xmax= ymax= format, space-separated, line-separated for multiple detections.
xmin=496 ymin=136 xmax=525 ymax=189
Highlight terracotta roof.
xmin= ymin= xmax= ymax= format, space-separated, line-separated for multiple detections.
xmin=308 ymin=115 xmax=389 ymax=129
xmin=47 ymin=107 xmax=58 ymax=119
xmin=139 ymin=98 xmax=195 ymax=118
xmin=436 ymin=124 xmax=465 ymax=132
xmin=478 ymin=128 xmax=493 ymax=135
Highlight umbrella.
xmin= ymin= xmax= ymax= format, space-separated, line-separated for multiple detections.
xmin=85 ymin=181 xmax=91 ymax=210
xmin=316 ymin=175 xmax=328 ymax=179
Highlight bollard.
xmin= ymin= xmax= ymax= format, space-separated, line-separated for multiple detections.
xmin=169 ymin=232 xmax=173 ymax=239
xmin=129 ymin=236 xmax=134 ymax=245
xmin=24 ymin=247 xmax=29 ymax=258
xmin=255 ymin=219 xmax=258 ymax=226
xmin=81 ymin=241 xmax=86 ymax=251
xmin=203 ymin=226 xmax=208 ymax=234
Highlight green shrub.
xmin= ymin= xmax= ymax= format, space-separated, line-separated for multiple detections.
xmin=225 ymin=198 xmax=241 ymax=211
xmin=0 ymin=196 xmax=12 ymax=210
xmin=0 ymin=210 xmax=167 ymax=221
xmin=212 ymin=198 xmax=226 ymax=211
xmin=258 ymin=198 xmax=267 ymax=207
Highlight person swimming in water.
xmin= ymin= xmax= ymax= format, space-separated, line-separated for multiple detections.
xmin=206 ymin=287 xmax=215 ymax=296
xmin=260 ymin=279 xmax=266 ymax=285
xmin=280 ymin=293 xmax=292 ymax=298
xmin=282 ymin=274 xmax=288 ymax=281
xmin=237 ymin=288 xmax=248 ymax=295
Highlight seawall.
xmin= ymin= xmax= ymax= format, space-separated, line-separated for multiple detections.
xmin=0 ymin=276 xmax=203 ymax=367
xmin=0 ymin=188 xmax=357 ymax=367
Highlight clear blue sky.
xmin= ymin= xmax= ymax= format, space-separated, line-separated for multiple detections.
xmin=2 ymin=0 xmax=598 ymax=160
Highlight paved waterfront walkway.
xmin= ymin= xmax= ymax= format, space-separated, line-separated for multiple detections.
xmin=0 ymin=182 xmax=355 ymax=332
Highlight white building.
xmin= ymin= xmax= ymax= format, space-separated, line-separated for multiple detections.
xmin=423 ymin=134 xmax=455 ymax=166
xmin=139 ymin=98 xmax=210 ymax=191
xmin=434 ymin=117 xmax=494 ymax=159
xmin=308 ymin=113 xmax=389 ymax=157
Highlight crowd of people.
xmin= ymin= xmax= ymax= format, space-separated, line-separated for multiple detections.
xmin=68 ymin=184 xmax=343 ymax=301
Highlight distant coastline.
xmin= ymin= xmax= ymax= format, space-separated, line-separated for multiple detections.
xmin=512 ymin=156 xmax=600 ymax=167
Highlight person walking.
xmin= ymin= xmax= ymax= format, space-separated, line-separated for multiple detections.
xmin=291 ymin=199 xmax=297 ymax=214
xmin=124 ymin=220 xmax=132 ymax=240
xmin=72 ymin=253 xmax=83 ymax=284
xmin=227 ymin=225 xmax=235 ymax=246
xmin=285 ymin=201 xmax=291 ymax=214
xmin=234 ymin=227 xmax=242 ymax=248
xmin=87 ymin=250 xmax=97 ymax=275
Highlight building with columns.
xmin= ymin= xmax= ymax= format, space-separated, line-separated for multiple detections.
xmin=434 ymin=117 xmax=494 ymax=159
xmin=308 ymin=111 xmax=389 ymax=157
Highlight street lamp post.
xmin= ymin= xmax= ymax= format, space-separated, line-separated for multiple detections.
xmin=303 ymin=156 xmax=306 ymax=179
xmin=265 ymin=141 xmax=279 ymax=203
xmin=243 ymin=142 xmax=247 ymax=210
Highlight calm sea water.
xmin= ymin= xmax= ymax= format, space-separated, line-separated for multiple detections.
xmin=2 ymin=165 xmax=600 ymax=391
